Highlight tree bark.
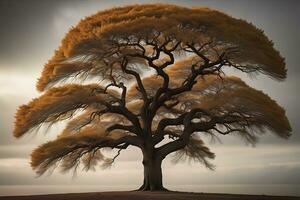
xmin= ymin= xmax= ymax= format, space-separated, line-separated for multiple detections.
xmin=138 ymin=147 xmax=166 ymax=191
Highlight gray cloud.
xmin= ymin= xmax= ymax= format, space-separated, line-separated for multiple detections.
xmin=0 ymin=144 xmax=300 ymax=191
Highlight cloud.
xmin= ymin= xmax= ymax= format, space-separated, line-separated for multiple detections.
xmin=0 ymin=144 xmax=299 ymax=185
xmin=0 ymin=158 xmax=143 ymax=185
xmin=0 ymin=146 xmax=32 ymax=159
xmin=0 ymin=72 xmax=39 ymax=145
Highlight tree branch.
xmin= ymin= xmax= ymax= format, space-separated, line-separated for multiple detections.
xmin=106 ymin=124 xmax=137 ymax=134
xmin=103 ymin=103 xmax=143 ymax=136
xmin=120 ymin=56 xmax=148 ymax=102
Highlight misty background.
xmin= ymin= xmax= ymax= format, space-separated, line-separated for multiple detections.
xmin=0 ymin=0 xmax=300 ymax=196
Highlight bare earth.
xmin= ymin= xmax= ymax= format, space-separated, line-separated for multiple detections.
xmin=0 ymin=191 xmax=300 ymax=200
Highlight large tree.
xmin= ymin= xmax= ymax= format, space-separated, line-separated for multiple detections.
xmin=14 ymin=4 xmax=291 ymax=191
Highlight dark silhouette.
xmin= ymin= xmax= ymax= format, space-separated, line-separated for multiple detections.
xmin=13 ymin=4 xmax=291 ymax=191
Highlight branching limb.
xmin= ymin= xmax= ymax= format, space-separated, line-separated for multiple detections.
xmin=212 ymin=127 xmax=245 ymax=135
xmin=106 ymin=124 xmax=137 ymax=134
xmin=120 ymin=57 xmax=148 ymax=102
xmin=103 ymin=103 xmax=143 ymax=136
xmin=154 ymin=108 xmax=210 ymax=144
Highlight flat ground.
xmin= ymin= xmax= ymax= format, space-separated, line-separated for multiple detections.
xmin=0 ymin=191 xmax=300 ymax=200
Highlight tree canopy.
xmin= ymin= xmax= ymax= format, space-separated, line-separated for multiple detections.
xmin=14 ymin=4 xmax=291 ymax=191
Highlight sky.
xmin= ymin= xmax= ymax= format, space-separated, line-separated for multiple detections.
xmin=0 ymin=0 xmax=300 ymax=196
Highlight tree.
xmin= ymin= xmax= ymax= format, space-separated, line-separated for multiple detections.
xmin=13 ymin=4 xmax=291 ymax=191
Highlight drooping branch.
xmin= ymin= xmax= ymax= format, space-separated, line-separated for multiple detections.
xmin=63 ymin=108 xmax=108 ymax=134
xmin=156 ymin=78 xmax=290 ymax=157
xmin=171 ymin=136 xmax=215 ymax=170
xmin=100 ymin=143 xmax=130 ymax=169
xmin=13 ymin=84 xmax=119 ymax=137
xmin=31 ymin=133 xmax=142 ymax=175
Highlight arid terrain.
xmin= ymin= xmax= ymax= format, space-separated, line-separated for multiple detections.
xmin=0 ymin=191 xmax=299 ymax=200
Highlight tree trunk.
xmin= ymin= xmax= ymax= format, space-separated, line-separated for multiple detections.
xmin=138 ymin=147 xmax=166 ymax=191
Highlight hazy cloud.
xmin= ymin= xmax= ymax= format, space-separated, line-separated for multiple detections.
xmin=1 ymin=144 xmax=300 ymax=185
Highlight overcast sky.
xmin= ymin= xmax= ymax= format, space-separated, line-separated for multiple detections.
xmin=0 ymin=0 xmax=300 ymax=196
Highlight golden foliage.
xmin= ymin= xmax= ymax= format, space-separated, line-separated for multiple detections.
xmin=37 ymin=4 xmax=286 ymax=91
xmin=31 ymin=123 xmax=129 ymax=175
xmin=60 ymin=108 xmax=100 ymax=136
xmin=31 ymin=128 xmax=108 ymax=175
xmin=13 ymin=84 xmax=118 ymax=137
xmin=61 ymin=109 xmax=131 ymax=138
xmin=176 ymin=76 xmax=291 ymax=140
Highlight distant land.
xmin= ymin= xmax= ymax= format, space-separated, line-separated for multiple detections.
xmin=0 ymin=191 xmax=300 ymax=200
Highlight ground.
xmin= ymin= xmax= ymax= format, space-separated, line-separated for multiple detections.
xmin=0 ymin=191 xmax=299 ymax=200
